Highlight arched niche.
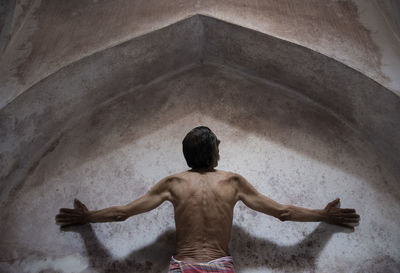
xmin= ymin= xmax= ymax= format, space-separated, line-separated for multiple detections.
xmin=1 ymin=15 xmax=399 ymax=193
xmin=0 ymin=15 xmax=400 ymax=273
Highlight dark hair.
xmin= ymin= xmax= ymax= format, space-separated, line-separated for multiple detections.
xmin=182 ymin=126 xmax=219 ymax=169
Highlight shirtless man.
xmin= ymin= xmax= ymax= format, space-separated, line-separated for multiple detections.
xmin=56 ymin=126 xmax=360 ymax=272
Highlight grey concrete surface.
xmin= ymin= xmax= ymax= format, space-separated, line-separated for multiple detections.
xmin=1 ymin=15 xmax=399 ymax=199
xmin=0 ymin=3 xmax=399 ymax=273
xmin=1 ymin=64 xmax=399 ymax=272
xmin=1 ymin=0 xmax=400 ymax=110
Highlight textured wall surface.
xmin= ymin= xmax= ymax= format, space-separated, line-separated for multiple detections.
xmin=1 ymin=0 xmax=400 ymax=109
xmin=1 ymin=1 xmax=400 ymax=273
xmin=1 ymin=65 xmax=399 ymax=272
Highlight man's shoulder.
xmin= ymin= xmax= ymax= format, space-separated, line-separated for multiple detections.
xmin=163 ymin=169 xmax=245 ymax=182
xmin=161 ymin=170 xmax=193 ymax=184
xmin=217 ymin=169 xmax=244 ymax=179
xmin=161 ymin=172 xmax=185 ymax=182
xmin=213 ymin=170 xmax=248 ymax=185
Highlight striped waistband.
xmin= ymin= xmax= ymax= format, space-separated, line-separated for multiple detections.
xmin=168 ymin=256 xmax=235 ymax=272
xmin=171 ymin=256 xmax=234 ymax=264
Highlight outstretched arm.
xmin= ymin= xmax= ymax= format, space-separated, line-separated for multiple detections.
xmin=233 ymin=174 xmax=360 ymax=229
xmin=56 ymin=177 xmax=173 ymax=227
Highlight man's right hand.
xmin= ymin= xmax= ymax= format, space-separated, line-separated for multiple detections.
xmin=323 ymin=198 xmax=360 ymax=229
xmin=56 ymin=199 xmax=90 ymax=227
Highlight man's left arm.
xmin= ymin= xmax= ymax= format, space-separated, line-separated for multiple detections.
xmin=56 ymin=177 xmax=173 ymax=227
xmin=233 ymin=174 xmax=360 ymax=229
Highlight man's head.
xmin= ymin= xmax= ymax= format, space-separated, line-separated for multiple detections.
xmin=182 ymin=126 xmax=220 ymax=170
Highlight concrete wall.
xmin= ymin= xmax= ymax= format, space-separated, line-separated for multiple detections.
xmin=1 ymin=0 xmax=399 ymax=109
xmin=1 ymin=63 xmax=400 ymax=272
xmin=1 ymin=2 xmax=400 ymax=273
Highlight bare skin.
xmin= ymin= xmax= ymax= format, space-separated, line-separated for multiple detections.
xmin=56 ymin=170 xmax=360 ymax=263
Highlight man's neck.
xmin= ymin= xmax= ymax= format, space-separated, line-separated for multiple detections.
xmin=190 ymin=167 xmax=216 ymax=173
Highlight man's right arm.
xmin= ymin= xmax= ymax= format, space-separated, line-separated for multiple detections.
xmin=56 ymin=176 xmax=174 ymax=227
xmin=232 ymin=174 xmax=360 ymax=229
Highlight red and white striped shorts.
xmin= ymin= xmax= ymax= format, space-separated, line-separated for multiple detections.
xmin=168 ymin=256 xmax=236 ymax=273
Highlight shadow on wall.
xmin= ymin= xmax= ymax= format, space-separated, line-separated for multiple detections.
xmin=230 ymin=224 xmax=342 ymax=272
xmin=61 ymin=223 xmax=347 ymax=273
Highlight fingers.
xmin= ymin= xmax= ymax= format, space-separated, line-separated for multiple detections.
xmin=55 ymin=216 xmax=75 ymax=226
xmin=59 ymin=208 xmax=80 ymax=215
xmin=56 ymin=220 xmax=78 ymax=227
xmin=56 ymin=220 xmax=72 ymax=227
xmin=343 ymin=218 xmax=359 ymax=223
xmin=338 ymin=209 xmax=360 ymax=221
xmin=335 ymin=213 xmax=360 ymax=222
xmin=325 ymin=200 xmax=360 ymax=230
xmin=342 ymin=213 xmax=359 ymax=218
xmin=56 ymin=214 xmax=75 ymax=219
xmin=56 ymin=213 xmax=79 ymax=221
xmin=333 ymin=213 xmax=360 ymax=225
xmin=55 ymin=213 xmax=83 ymax=226
xmin=337 ymin=223 xmax=355 ymax=230
xmin=340 ymin=208 xmax=356 ymax=213
xmin=56 ymin=208 xmax=81 ymax=226
xmin=59 ymin=208 xmax=76 ymax=213
xmin=56 ymin=199 xmax=88 ymax=227
xmin=56 ymin=220 xmax=85 ymax=227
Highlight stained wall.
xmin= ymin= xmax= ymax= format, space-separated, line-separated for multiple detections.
xmin=1 ymin=0 xmax=400 ymax=109
xmin=1 ymin=63 xmax=400 ymax=272
xmin=0 ymin=1 xmax=400 ymax=273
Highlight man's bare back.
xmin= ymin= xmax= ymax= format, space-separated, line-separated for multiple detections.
xmin=170 ymin=170 xmax=238 ymax=262
xmin=56 ymin=126 xmax=359 ymax=268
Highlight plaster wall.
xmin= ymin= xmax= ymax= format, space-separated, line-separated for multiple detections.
xmin=2 ymin=16 xmax=399 ymax=200
xmin=1 ymin=65 xmax=400 ymax=272
xmin=0 ymin=2 xmax=400 ymax=273
xmin=1 ymin=0 xmax=400 ymax=109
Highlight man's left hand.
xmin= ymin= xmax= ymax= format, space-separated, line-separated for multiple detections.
xmin=56 ymin=199 xmax=90 ymax=227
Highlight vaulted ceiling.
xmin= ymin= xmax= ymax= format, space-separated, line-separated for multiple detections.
xmin=0 ymin=15 xmax=399 ymax=199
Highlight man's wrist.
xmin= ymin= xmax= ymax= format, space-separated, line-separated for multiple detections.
xmin=316 ymin=209 xmax=328 ymax=222
xmin=85 ymin=211 xmax=93 ymax=223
